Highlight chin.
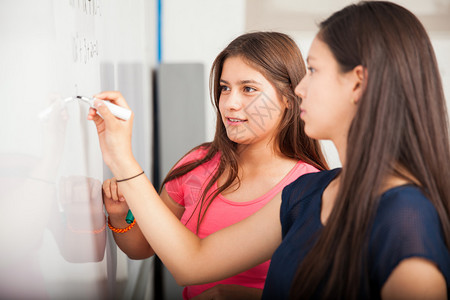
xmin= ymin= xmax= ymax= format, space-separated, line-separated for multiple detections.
xmin=304 ymin=128 xmax=322 ymax=140
xmin=227 ymin=137 xmax=254 ymax=145
xmin=226 ymin=134 xmax=257 ymax=145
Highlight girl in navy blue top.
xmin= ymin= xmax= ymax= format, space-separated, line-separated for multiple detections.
xmin=270 ymin=2 xmax=450 ymax=298
xmin=90 ymin=1 xmax=450 ymax=299
xmin=264 ymin=169 xmax=450 ymax=299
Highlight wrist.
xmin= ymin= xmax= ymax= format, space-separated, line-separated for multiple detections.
xmin=108 ymin=214 xmax=129 ymax=227
xmin=109 ymin=157 xmax=142 ymax=180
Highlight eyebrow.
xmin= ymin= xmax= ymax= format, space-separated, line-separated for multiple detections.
xmin=306 ymin=56 xmax=316 ymax=63
xmin=220 ymin=79 xmax=262 ymax=85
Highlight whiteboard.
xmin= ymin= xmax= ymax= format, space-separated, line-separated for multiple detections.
xmin=0 ymin=1 xmax=154 ymax=299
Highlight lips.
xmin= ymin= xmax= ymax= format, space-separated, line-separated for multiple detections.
xmin=300 ymin=109 xmax=306 ymax=118
xmin=225 ymin=117 xmax=247 ymax=125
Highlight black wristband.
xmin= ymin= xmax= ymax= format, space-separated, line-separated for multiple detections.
xmin=116 ymin=171 xmax=144 ymax=182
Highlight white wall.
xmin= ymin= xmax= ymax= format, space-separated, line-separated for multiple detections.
xmin=0 ymin=1 xmax=155 ymax=299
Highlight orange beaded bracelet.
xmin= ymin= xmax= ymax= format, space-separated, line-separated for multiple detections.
xmin=108 ymin=217 xmax=136 ymax=233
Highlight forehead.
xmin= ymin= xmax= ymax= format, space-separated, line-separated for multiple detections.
xmin=306 ymin=37 xmax=335 ymax=65
xmin=221 ymin=56 xmax=269 ymax=82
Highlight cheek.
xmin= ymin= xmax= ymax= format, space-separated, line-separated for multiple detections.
xmin=301 ymin=99 xmax=333 ymax=139
xmin=244 ymin=93 xmax=282 ymax=131
xmin=218 ymin=99 xmax=225 ymax=116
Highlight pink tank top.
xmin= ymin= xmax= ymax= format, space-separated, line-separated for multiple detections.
xmin=165 ymin=147 xmax=319 ymax=299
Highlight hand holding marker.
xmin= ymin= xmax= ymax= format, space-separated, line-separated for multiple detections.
xmin=78 ymin=95 xmax=135 ymax=223
xmin=76 ymin=96 xmax=132 ymax=121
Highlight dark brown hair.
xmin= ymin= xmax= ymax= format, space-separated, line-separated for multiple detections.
xmin=161 ymin=32 xmax=328 ymax=232
xmin=291 ymin=2 xmax=450 ymax=299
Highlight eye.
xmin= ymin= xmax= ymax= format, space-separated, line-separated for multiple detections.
xmin=244 ymin=86 xmax=256 ymax=93
xmin=220 ymin=85 xmax=230 ymax=93
xmin=307 ymin=67 xmax=316 ymax=74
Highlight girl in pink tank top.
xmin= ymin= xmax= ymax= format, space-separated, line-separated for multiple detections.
xmin=103 ymin=32 xmax=328 ymax=299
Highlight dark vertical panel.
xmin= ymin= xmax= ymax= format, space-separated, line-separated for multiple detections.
xmin=154 ymin=63 xmax=206 ymax=300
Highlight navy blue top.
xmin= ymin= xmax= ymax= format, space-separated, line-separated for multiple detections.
xmin=262 ymin=169 xmax=450 ymax=299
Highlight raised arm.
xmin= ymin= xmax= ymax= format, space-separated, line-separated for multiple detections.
xmin=88 ymin=91 xmax=282 ymax=285
xmin=119 ymin=172 xmax=282 ymax=285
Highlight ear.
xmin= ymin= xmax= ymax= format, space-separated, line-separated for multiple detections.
xmin=352 ymin=65 xmax=366 ymax=104
xmin=284 ymin=96 xmax=290 ymax=109
xmin=279 ymin=94 xmax=290 ymax=109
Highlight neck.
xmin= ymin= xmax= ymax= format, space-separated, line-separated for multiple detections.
xmin=236 ymin=142 xmax=285 ymax=168
xmin=333 ymin=135 xmax=348 ymax=168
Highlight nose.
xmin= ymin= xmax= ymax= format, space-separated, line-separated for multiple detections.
xmin=222 ymin=92 xmax=243 ymax=111
xmin=294 ymin=76 xmax=307 ymax=100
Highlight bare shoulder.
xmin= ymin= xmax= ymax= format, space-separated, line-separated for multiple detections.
xmin=381 ymin=257 xmax=447 ymax=300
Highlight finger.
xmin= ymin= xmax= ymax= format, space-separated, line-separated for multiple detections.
xmin=102 ymin=179 xmax=112 ymax=199
xmin=87 ymin=107 xmax=97 ymax=120
xmin=110 ymin=178 xmax=119 ymax=201
xmin=94 ymin=91 xmax=123 ymax=101
xmin=94 ymin=91 xmax=130 ymax=109
xmin=93 ymin=100 xmax=116 ymax=124
xmin=112 ymin=178 xmax=123 ymax=201
xmin=89 ymin=108 xmax=106 ymax=132
xmin=117 ymin=186 xmax=125 ymax=201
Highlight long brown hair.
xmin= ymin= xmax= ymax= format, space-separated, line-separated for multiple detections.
xmin=291 ymin=2 xmax=450 ymax=299
xmin=161 ymin=32 xmax=328 ymax=232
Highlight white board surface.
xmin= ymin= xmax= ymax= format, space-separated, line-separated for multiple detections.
xmin=0 ymin=1 xmax=154 ymax=299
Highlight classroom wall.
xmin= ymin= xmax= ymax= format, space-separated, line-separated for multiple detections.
xmin=0 ymin=1 xmax=155 ymax=299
